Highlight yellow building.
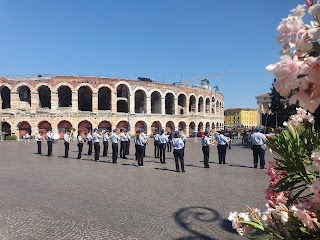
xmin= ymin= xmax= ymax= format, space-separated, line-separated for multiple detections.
xmin=225 ymin=108 xmax=258 ymax=127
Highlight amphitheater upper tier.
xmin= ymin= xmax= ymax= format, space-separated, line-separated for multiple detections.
xmin=0 ymin=75 xmax=224 ymax=138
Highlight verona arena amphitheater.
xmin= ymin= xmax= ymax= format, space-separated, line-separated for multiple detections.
xmin=0 ymin=75 xmax=224 ymax=138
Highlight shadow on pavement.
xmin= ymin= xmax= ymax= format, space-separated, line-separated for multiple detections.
xmin=154 ymin=167 xmax=176 ymax=172
xmin=173 ymin=206 xmax=237 ymax=240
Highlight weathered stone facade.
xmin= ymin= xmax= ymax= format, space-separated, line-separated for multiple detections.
xmin=0 ymin=76 xmax=224 ymax=138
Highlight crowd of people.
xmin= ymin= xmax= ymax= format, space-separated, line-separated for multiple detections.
xmin=34 ymin=127 xmax=267 ymax=172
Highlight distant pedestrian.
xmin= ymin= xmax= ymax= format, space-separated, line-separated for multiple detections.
xmin=86 ymin=131 xmax=93 ymax=156
xmin=64 ymin=130 xmax=71 ymax=158
xmin=77 ymin=130 xmax=84 ymax=159
xmin=134 ymin=130 xmax=146 ymax=167
xmin=250 ymin=128 xmax=267 ymax=169
xmin=172 ymin=131 xmax=185 ymax=172
xmin=102 ymin=130 xmax=109 ymax=157
xmin=92 ymin=128 xmax=102 ymax=161
xmin=216 ymin=130 xmax=229 ymax=164
xmin=119 ymin=129 xmax=127 ymax=159
xmin=158 ymin=129 xmax=168 ymax=163
xmin=46 ymin=131 xmax=53 ymax=156
xmin=202 ymin=131 xmax=211 ymax=168
xmin=110 ymin=129 xmax=120 ymax=163
xmin=36 ymin=131 xmax=43 ymax=154
xmin=153 ymin=130 xmax=160 ymax=158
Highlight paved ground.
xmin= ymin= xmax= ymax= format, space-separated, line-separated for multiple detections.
xmin=0 ymin=138 xmax=272 ymax=240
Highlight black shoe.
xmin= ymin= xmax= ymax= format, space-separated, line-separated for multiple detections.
xmin=123 ymin=157 xmax=128 ymax=159
xmin=260 ymin=166 xmax=265 ymax=169
xmin=182 ymin=170 xmax=185 ymax=172
xmin=223 ymin=162 xmax=226 ymax=164
xmin=254 ymin=165 xmax=257 ymax=168
xmin=176 ymin=170 xmax=180 ymax=172
xmin=219 ymin=162 xmax=222 ymax=164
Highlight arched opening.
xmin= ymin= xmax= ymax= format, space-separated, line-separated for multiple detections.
xmin=0 ymin=86 xmax=11 ymax=109
xmin=18 ymin=86 xmax=31 ymax=106
xmin=165 ymin=121 xmax=175 ymax=133
xmin=135 ymin=121 xmax=147 ymax=133
xmin=18 ymin=121 xmax=31 ymax=138
xmin=151 ymin=91 xmax=161 ymax=114
xmin=58 ymin=120 xmax=72 ymax=139
xmin=116 ymin=121 xmax=128 ymax=133
xmin=38 ymin=121 xmax=52 ymax=136
xmin=216 ymin=122 xmax=219 ymax=131
xmin=216 ymin=101 xmax=220 ymax=115
xmin=212 ymin=122 xmax=215 ymax=130
xmin=189 ymin=95 xmax=196 ymax=112
xmin=220 ymin=122 xmax=223 ymax=130
xmin=98 ymin=121 xmax=112 ymax=132
xmin=178 ymin=121 xmax=186 ymax=132
xmin=151 ymin=121 xmax=162 ymax=133
xmin=117 ymin=84 xmax=130 ymax=113
xmin=58 ymin=86 xmax=72 ymax=107
xmin=198 ymin=122 xmax=204 ymax=132
xmin=78 ymin=120 xmax=92 ymax=134
xmin=78 ymin=86 xmax=92 ymax=111
xmin=205 ymin=122 xmax=210 ymax=130
xmin=38 ymin=86 xmax=51 ymax=109
xmin=165 ymin=93 xmax=174 ymax=115
xmin=178 ymin=94 xmax=186 ymax=115
xmin=2 ymin=122 xmax=11 ymax=138
xmin=117 ymin=100 xmax=128 ymax=113
xmin=98 ymin=87 xmax=111 ymax=110
xmin=211 ymin=97 xmax=215 ymax=114
xmin=189 ymin=122 xmax=196 ymax=137
xmin=205 ymin=98 xmax=210 ymax=113
xmin=134 ymin=90 xmax=147 ymax=113
xmin=198 ymin=97 xmax=204 ymax=113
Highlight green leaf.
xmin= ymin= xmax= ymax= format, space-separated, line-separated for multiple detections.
xmin=240 ymin=221 xmax=265 ymax=231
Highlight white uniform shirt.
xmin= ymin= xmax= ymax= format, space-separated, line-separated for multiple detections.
xmin=134 ymin=135 xmax=146 ymax=146
xmin=110 ymin=133 xmax=120 ymax=143
xmin=64 ymin=133 xmax=70 ymax=143
xmin=251 ymin=132 xmax=267 ymax=145
xmin=202 ymin=136 xmax=211 ymax=146
xmin=103 ymin=133 xmax=109 ymax=142
xmin=86 ymin=133 xmax=93 ymax=142
xmin=172 ymin=138 xmax=185 ymax=150
xmin=159 ymin=133 xmax=168 ymax=144
xmin=120 ymin=132 xmax=127 ymax=142
xmin=46 ymin=132 xmax=53 ymax=141
xmin=92 ymin=132 xmax=101 ymax=143
xmin=36 ymin=133 xmax=42 ymax=141
xmin=154 ymin=134 xmax=160 ymax=141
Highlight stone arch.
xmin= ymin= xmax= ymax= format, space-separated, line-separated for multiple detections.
xmin=37 ymin=85 xmax=51 ymax=109
xmin=178 ymin=93 xmax=187 ymax=115
xmin=38 ymin=121 xmax=52 ymax=135
xmin=13 ymin=82 xmax=33 ymax=92
xmin=216 ymin=122 xmax=219 ymax=130
xmin=205 ymin=122 xmax=210 ymax=130
xmin=134 ymin=89 xmax=147 ymax=113
xmin=211 ymin=97 xmax=215 ymax=114
xmin=189 ymin=122 xmax=196 ymax=137
xmin=165 ymin=121 xmax=175 ymax=133
xmin=78 ymin=120 xmax=92 ymax=134
xmin=198 ymin=96 xmax=204 ymax=113
xmin=151 ymin=121 xmax=162 ymax=133
xmin=189 ymin=95 xmax=196 ymax=113
xmin=78 ymin=86 xmax=92 ymax=111
xmin=178 ymin=121 xmax=186 ymax=132
xmin=198 ymin=122 xmax=204 ymax=132
xmin=216 ymin=101 xmax=220 ymax=115
xmin=98 ymin=121 xmax=112 ymax=132
xmin=212 ymin=122 xmax=215 ymax=130
xmin=98 ymin=86 xmax=111 ymax=110
xmin=58 ymin=85 xmax=72 ymax=107
xmin=75 ymin=83 xmax=95 ymax=91
xmin=205 ymin=97 xmax=210 ymax=113
xmin=116 ymin=84 xmax=130 ymax=113
xmin=17 ymin=85 xmax=31 ymax=106
xmin=54 ymin=82 xmax=73 ymax=92
xmin=2 ymin=122 xmax=11 ymax=138
xmin=135 ymin=120 xmax=147 ymax=133
xmin=165 ymin=92 xmax=175 ymax=115
xmin=0 ymin=86 xmax=11 ymax=109
xmin=17 ymin=121 xmax=31 ymax=135
xmin=151 ymin=91 xmax=162 ymax=114
xmin=58 ymin=120 xmax=73 ymax=139
xmin=116 ymin=120 xmax=128 ymax=133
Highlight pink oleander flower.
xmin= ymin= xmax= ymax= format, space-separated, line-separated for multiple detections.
xmin=276 ymin=16 xmax=304 ymax=46
xmin=228 ymin=211 xmax=241 ymax=229
xmin=267 ymin=167 xmax=277 ymax=181
xmin=308 ymin=3 xmax=320 ymax=16
xmin=291 ymin=206 xmax=319 ymax=230
xmin=276 ymin=192 xmax=288 ymax=204
xmin=311 ymin=151 xmax=320 ymax=171
xmin=309 ymin=178 xmax=320 ymax=195
xmin=291 ymin=4 xmax=306 ymax=18
xmin=265 ymin=189 xmax=277 ymax=203
xmin=242 ymin=225 xmax=256 ymax=235
xmin=280 ymin=211 xmax=289 ymax=223
xmin=301 ymin=57 xmax=320 ymax=85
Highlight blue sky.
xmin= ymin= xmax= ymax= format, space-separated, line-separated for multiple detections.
xmin=0 ymin=0 xmax=302 ymax=109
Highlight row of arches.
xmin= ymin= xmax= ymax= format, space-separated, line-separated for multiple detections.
xmin=0 ymin=84 xmax=224 ymax=115
xmin=1 ymin=120 xmax=224 ymax=139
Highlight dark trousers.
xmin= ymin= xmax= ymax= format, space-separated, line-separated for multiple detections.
xmin=47 ymin=141 xmax=53 ymax=156
xmin=94 ymin=142 xmax=100 ymax=160
xmin=253 ymin=145 xmax=265 ymax=168
xmin=77 ymin=143 xmax=83 ymax=159
xmin=103 ymin=141 xmax=108 ymax=156
xmin=112 ymin=143 xmax=118 ymax=163
xmin=120 ymin=141 xmax=127 ymax=158
xmin=136 ymin=145 xmax=145 ymax=166
xmin=154 ymin=140 xmax=160 ymax=158
xmin=183 ymin=141 xmax=186 ymax=157
xmin=202 ymin=146 xmax=210 ymax=168
xmin=217 ymin=144 xmax=227 ymax=164
xmin=174 ymin=149 xmax=184 ymax=172
xmin=159 ymin=143 xmax=166 ymax=163
xmin=143 ymin=143 xmax=146 ymax=157
xmin=167 ymin=142 xmax=172 ymax=152
xmin=126 ymin=141 xmax=130 ymax=155
xmin=88 ymin=141 xmax=93 ymax=156
xmin=37 ymin=141 xmax=42 ymax=154
xmin=64 ymin=142 xmax=69 ymax=158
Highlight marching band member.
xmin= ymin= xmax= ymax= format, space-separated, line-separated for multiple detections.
xmin=77 ymin=130 xmax=84 ymax=159
xmin=92 ymin=128 xmax=102 ymax=161
xmin=64 ymin=130 xmax=71 ymax=158
xmin=110 ymin=129 xmax=120 ymax=163
xmin=172 ymin=131 xmax=185 ymax=172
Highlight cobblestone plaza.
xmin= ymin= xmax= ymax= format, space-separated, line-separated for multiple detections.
xmin=0 ymin=139 xmax=270 ymax=239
